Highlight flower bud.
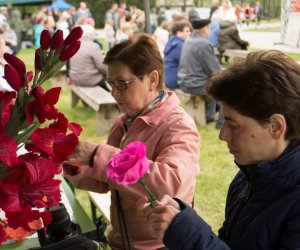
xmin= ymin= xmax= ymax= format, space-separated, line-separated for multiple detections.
xmin=35 ymin=49 xmax=42 ymax=71
xmin=50 ymin=30 xmax=64 ymax=50
xmin=59 ymin=41 xmax=81 ymax=61
xmin=64 ymin=26 xmax=83 ymax=46
xmin=4 ymin=53 xmax=26 ymax=76
xmin=40 ymin=30 xmax=51 ymax=50
xmin=3 ymin=64 xmax=22 ymax=91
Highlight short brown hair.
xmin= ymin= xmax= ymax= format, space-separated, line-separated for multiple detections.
xmin=206 ymin=50 xmax=300 ymax=140
xmin=171 ymin=20 xmax=192 ymax=35
xmin=104 ymin=33 xmax=165 ymax=91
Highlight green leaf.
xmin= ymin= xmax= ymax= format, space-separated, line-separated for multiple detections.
xmin=4 ymin=103 xmax=21 ymax=138
xmin=15 ymin=122 xmax=39 ymax=145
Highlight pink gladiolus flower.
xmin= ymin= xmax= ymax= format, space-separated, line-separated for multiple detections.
xmin=107 ymin=141 xmax=149 ymax=185
xmin=3 ymin=64 xmax=22 ymax=91
xmin=34 ymin=49 xmax=41 ymax=71
xmin=64 ymin=26 xmax=83 ymax=46
xmin=59 ymin=41 xmax=81 ymax=61
xmin=40 ymin=30 xmax=51 ymax=50
xmin=50 ymin=30 xmax=64 ymax=50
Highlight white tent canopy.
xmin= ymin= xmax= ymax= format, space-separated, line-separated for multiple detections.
xmin=280 ymin=0 xmax=300 ymax=47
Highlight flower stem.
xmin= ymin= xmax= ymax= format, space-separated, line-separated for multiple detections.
xmin=138 ymin=178 xmax=156 ymax=208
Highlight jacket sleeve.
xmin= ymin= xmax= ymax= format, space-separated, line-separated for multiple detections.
xmin=278 ymin=199 xmax=300 ymax=249
xmin=164 ymin=199 xmax=231 ymax=250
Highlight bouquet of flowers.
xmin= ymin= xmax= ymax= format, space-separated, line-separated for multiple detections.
xmin=0 ymin=27 xmax=83 ymax=245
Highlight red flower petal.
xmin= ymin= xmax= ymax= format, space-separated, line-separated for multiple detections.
xmin=0 ymin=132 xmax=18 ymax=167
xmin=59 ymin=41 xmax=81 ymax=61
xmin=64 ymin=26 xmax=83 ymax=46
xmin=44 ymin=87 xmax=61 ymax=105
xmin=50 ymin=30 xmax=64 ymax=50
xmin=67 ymin=123 xmax=82 ymax=136
xmin=3 ymin=64 xmax=22 ymax=91
xmin=40 ymin=29 xmax=51 ymax=50
xmin=53 ymin=133 xmax=78 ymax=162
xmin=3 ymin=53 xmax=26 ymax=76
xmin=34 ymin=49 xmax=42 ymax=71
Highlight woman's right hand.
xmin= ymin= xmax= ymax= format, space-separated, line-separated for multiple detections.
xmin=65 ymin=141 xmax=98 ymax=166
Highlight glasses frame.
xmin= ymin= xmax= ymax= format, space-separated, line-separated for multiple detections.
xmin=105 ymin=75 xmax=146 ymax=91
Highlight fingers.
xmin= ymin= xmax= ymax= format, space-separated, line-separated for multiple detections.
xmin=136 ymin=196 xmax=154 ymax=219
xmin=149 ymin=205 xmax=180 ymax=240
xmin=159 ymin=195 xmax=180 ymax=209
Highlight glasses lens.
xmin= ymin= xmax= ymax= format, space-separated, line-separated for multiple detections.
xmin=105 ymin=79 xmax=129 ymax=91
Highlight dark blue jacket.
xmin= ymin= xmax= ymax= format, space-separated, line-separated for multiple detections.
xmin=163 ymin=143 xmax=300 ymax=250
xmin=164 ymin=35 xmax=185 ymax=89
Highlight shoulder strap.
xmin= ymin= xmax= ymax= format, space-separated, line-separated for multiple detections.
xmin=115 ymin=190 xmax=132 ymax=250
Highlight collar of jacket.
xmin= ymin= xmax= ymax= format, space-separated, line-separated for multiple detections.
xmin=120 ymin=91 xmax=180 ymax=128
xmin=236 ymin=141 xmax=300 ymax=188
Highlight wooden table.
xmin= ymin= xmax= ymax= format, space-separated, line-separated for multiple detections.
xmin=1 ymin=178 xmax=95 ymax=250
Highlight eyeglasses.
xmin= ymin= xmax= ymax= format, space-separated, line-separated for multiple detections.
xmin=105 ymin=75 xmax=145 ymax=91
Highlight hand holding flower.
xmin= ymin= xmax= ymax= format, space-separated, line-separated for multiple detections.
xmin=137 ymin=195 xmax=180 ymax=240
xmin=107 ymin=141 xmax=156 ymax=208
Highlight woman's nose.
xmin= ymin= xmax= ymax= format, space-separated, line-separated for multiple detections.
xmin=219 ymin=124 xmax=230 ymax=142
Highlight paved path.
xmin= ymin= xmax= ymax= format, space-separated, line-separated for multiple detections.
xmin=238 ymin=22 xmax=300 ymax=53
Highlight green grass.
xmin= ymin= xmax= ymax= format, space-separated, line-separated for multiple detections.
xmin=15 ymin=46 xmax=295 ymax=234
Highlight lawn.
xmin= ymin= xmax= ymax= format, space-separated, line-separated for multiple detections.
xmin=16 ymin=45 xmax=298 ymax=233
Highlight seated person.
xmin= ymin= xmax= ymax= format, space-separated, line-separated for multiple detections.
xmin=139 ymin=50 xmax=300 ymax=250
xmin=69 ymin=24 xmax=108 ymax=91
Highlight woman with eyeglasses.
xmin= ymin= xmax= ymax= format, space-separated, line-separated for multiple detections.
xmin=63 ymin=33 xmax=200 ymax=250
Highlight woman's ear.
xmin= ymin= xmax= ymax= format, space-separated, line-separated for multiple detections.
xmin=269 ymin=114 xmax=287 ymax=140
xmin=148 ymin=70 xmax=159 ymax=91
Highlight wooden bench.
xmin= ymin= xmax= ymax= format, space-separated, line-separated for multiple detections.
xmin=215 ymin=48 xmax=250 ymax=64
xmin=71 ymin=85 xmax=120 ymax=136
xmin=87 ymin=191 xmax=111 ymax=224
xmin=174 ymin=89 xmax=206 ymax=127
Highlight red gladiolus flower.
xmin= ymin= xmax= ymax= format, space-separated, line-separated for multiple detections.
xmin=25 ymin=87 xmax=60 ymax=124
xmin=0 ymin=132 xmax=18 ymax=167
xmin=30 ymin=128 xmax=79 ymax=163
xmin=0 ymin=157 xmax=61 ymax=213
xmin=64 ymin=26 xmax=83 ymax=46
xmin=40 ymin=30 xmax=51 ymax=50
xmin=50 ymin=30 xmax=64 ymax=50
xmin=3 ymin=64 xmax=22 ymax=91
xmin=59 ymin=41 xmax=81 ymax=61
xmin=34 ymin=49 xmax=42 ymax=71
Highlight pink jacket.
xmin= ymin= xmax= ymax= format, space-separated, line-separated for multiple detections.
xmin=72 ymin=91 xmax=200 ymax=249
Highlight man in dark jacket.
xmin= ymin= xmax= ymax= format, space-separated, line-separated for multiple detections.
xmin=139 ymin=50 xmax=300 ymax=250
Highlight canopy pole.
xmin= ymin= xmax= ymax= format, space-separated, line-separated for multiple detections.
xmin=143 ymin=0 xmax=151 ymax=34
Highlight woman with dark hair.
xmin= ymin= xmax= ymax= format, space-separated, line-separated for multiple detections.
xmin=139 ymin=50 xmax=300 ymax=250
xmin=64 ymin=33 xmax=200 ymax=250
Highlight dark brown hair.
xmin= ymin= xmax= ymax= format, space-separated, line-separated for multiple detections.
xmin=103 ymin=33 xmax=165 ymax=91
xmin=205 ymin=50 xmax=300 ymax=139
